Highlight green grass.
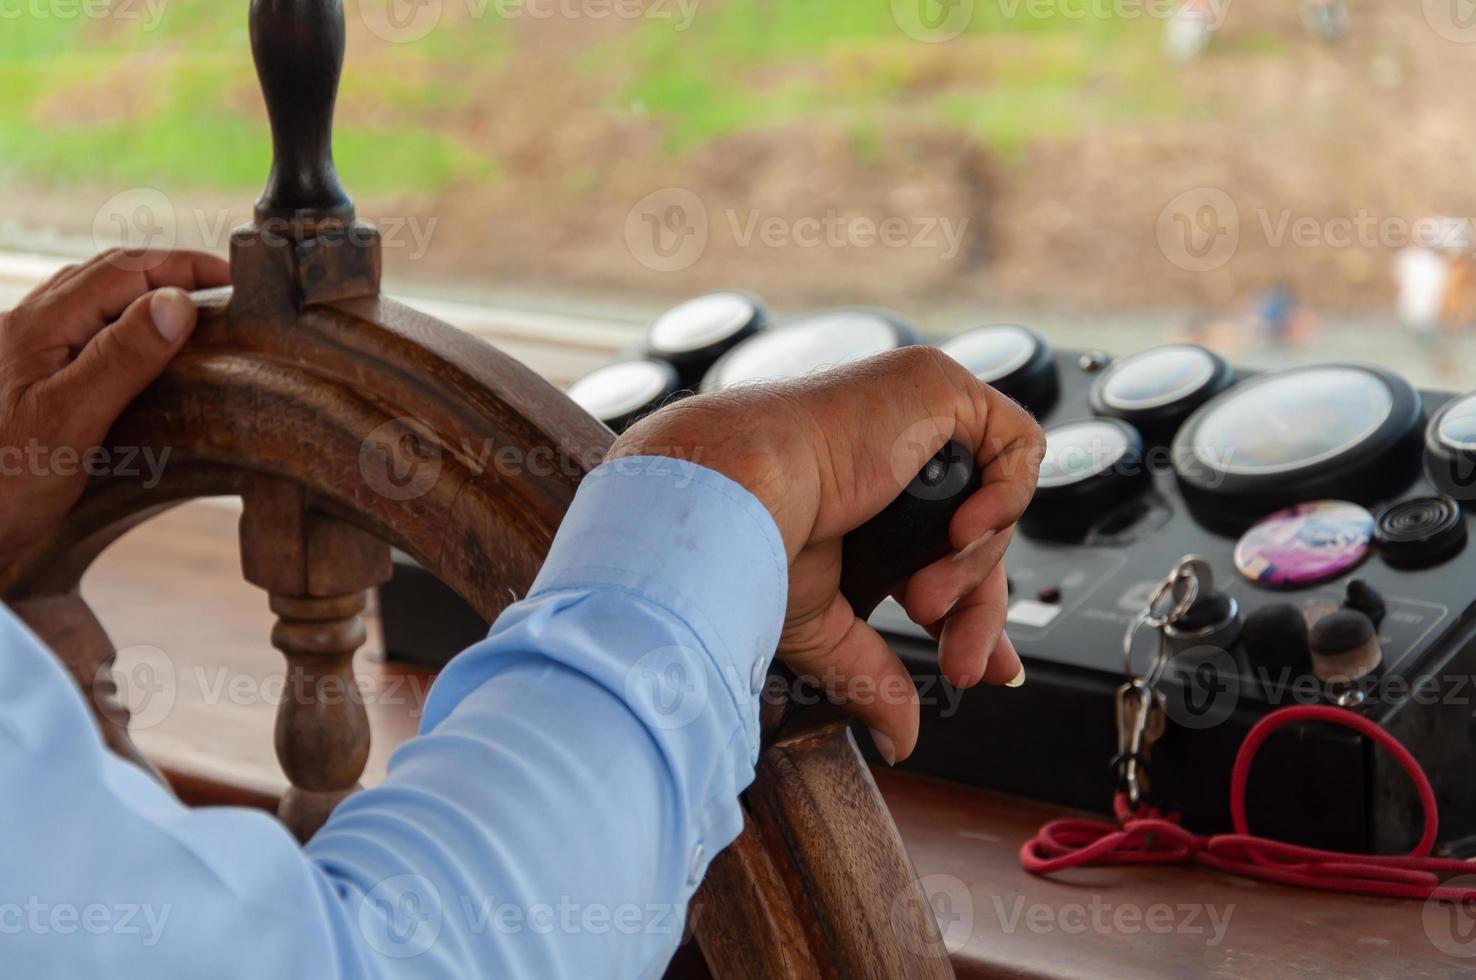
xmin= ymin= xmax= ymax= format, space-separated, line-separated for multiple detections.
xmin=0 ymin=0 xmax=1184 ymax=193
xmin=0 ymin=7 xmax=496 ymax=194
xmin=593 ymin=0 xmax=1184 ymax=156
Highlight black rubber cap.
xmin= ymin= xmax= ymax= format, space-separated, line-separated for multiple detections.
xmin=1309 ymin=609 xmax=1376 ymax=658
xmin=1242 ymin=603 xmax=1310 ymax=672
xmin=1375 ymin=495 xmax=1467 ymax=570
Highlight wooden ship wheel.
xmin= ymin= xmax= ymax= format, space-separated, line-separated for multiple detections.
xmin=0 ymin=3 xmax=954 ymax=978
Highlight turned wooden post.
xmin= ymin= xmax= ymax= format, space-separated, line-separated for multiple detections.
xmin=240 ymin=477 xmax=391 ymax=841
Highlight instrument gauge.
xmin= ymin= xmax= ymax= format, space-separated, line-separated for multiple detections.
xmin=1089 ymin=344 xmax=1230 ymax=438
xmin=568 ymin=359 xmax=680 ymax=434
xmin=940 ymin=324 xmax=1058 ymax=415
xmin=1024 ymin=418 xmax=1147 ymax=537
xmin=643 ymin=292 xmax=765 ymax=388
xmin=1425 ymin=392 xmax=1476 ymax=503
xmin=1173 ymin=365 xmax=1423 ymax=528
xmin=701 ymin=308 xmax=916 ymax=391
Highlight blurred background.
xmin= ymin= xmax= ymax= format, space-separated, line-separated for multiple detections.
xmin=3 ymin=0 xmax=1476 ymax=388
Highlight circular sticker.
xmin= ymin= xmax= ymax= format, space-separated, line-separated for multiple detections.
xmin=1234 ymin=500 xmax=1374 ymax=588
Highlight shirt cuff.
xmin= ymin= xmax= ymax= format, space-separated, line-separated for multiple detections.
xmin=528 ymin=455 xmax=789 ymax=750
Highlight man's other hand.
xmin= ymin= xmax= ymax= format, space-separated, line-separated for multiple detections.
xmin=610 ymin=345 xmax=1046 ymax=764
xmin=0 ymin=249 xmax=231 ymax=567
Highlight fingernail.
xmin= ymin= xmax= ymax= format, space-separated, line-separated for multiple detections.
xmin=955 ymin=672 xmax=976 ymax=690
xmin=1007 ymin=665 xmax=1026 ymax=688
xmin=953 ymin=528 xmax=998 ymax=562
xmin=942 ymin=596 xmax=961 ymax=618
xmin=869 ymin=728 xmax=897 ymax=766
xmin=150 ymin=288 xmax=194 ymax=342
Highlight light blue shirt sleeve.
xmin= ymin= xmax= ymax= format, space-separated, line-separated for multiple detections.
xmin=0 ymin=456 xmax=788 ymax=979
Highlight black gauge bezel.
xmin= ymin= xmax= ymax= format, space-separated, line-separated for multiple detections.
xmin=700 ymin=307 xmax=918 ymax=393
xmin=1024 ymin=417 xmax=1148 ymax=539
xmin=1172 ymin=364 xmax=1424 ymax=527
xmin=568 ymin=357 xmax=681 ymax=434
xmin=1424 ymin=392 xmax=1476 ymax=504
xmin=1088 ymin=343 xmax=1231 ymax=435
xmin=641 ymin=290 xmax=767 ymax=387
xmin=940 ymin=324 xmax=1059 ymax=416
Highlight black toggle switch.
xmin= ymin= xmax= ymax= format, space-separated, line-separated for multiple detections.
xmin=1343 ymin=579 xmax=1386 ymax=625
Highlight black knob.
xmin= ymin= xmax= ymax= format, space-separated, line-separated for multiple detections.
xmin=250 ymin=0 xmax=355 ymax=230
xmin=1241 ymin=603 xmax=1310 ymax=675
xmin=1308 ymin=609 xmax=1381 ymax=682
xmin=839 ymin=441 xmax=982 ymax=620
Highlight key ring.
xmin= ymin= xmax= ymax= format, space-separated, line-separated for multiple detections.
xmin=1121 ymin=559 xmax=1201 ymax=688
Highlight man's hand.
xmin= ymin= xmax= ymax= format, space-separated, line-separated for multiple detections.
xmin=611 ymin=345 xmax=1046 ymax=764
xmin=0 ymin=249 xmax=231 ymax=567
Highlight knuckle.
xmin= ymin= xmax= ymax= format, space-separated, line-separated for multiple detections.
xmin=94 ymin=323 xmax=151 ymax=377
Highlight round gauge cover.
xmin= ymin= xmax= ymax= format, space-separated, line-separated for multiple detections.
xmin=644 ymin=292 xmax=765 ymax=387
xmin=1425 ymin=392 xmax=1476 ymax=502
xmin=1173 ymin=365 xmax=1422 ymax=523
xmin=1037 ymin=419 xmax=1138 ymax=491
xmin=701 ymin=308 xmax=916 ymax=391
xmin=1090 ymin=344 xmax=1229 ymax=427
xmin=940 ymin=324 xmax=1058 ymax=414
xmin=567 ymin=359 xmax=679 ymax=433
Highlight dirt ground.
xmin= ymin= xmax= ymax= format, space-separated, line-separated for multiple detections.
xmin=8 ymin=1 xmax=1476 ymax=326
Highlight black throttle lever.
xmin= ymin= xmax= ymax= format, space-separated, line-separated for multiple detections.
xmin=761 ymin=441 xmax=982 ymax=740
xmin=839 ymin=440 xmax=983 ymax=620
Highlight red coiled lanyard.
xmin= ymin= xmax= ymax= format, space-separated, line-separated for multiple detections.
xmin=1021 ymin=703 xmax=1476 ymax=900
